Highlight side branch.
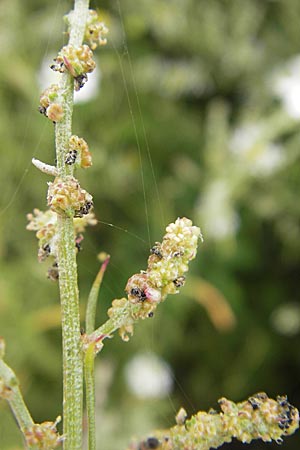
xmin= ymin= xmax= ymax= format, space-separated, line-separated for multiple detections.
xmin=128 ymin=393 xmax=299 ymax=450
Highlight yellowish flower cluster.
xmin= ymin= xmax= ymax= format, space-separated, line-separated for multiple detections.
xmin=27 ymin=208 xmax=96 ymax=268
xmin=68 ymin=135 xmax=92 ymax=168
xmin=39 ymin=84 xmax=64 ymax=122
xmin=24 ymin=417 xmax=63 ymax=450
xmin=129 ymin=393 xmax=299 ymax=450
xmin=51 ymin=44 xmax=96 ymax=90
xmin=125 ymin=217 xmax=202 ymax=311
xmin=47 ymin=176 xmax=93 ymax=218
xmin=84 ymin=10 xmax=109 ymax=50
xmin=105 ymin=218 xmax=202 ymax=341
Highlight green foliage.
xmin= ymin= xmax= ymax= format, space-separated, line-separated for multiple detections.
xmin=0 ymin=0 xmax=300 ymax=448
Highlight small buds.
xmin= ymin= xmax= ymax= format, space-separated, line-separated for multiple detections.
xmin=69 ymin=135 xmax=92 ymax=168
xmin=131 ymin=393 xmax=299 ymax=449
xmin=51 ymin=44 xmax=96 ymax=91
xmin=24 ymin=417 xmax=63 ymax=449
xmin=47 ymin=176 xmax=93 ymax=218
xmin=27 ymin=208 xmax=96 ymax=275
xmin=104 ymin=218 xmax=202 ymax=343
xmin=84 ymin=10 xmax=109 ymax=50
xmin=39 ymin=84 xmax=64 ymax=122
xmin=47 ymin=103 xmax=64 ymax=122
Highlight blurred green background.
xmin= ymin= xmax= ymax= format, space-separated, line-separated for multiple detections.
xmin=0 ymin=0 xmax=300 ymax=449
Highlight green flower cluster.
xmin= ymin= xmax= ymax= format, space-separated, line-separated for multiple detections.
xmin=130 ymin=393 xmax=299 ymax=450
xmin=103 ymin=218 xmax=202 ymax=342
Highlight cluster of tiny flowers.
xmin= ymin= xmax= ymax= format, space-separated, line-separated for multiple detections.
xmin=106 ymin=218 xmax=202 ymax=341
xmin=126 ymin=217 xmax=202 ymax=310
xmin=27 ymin=208 xmax=96 ymax=271
xmin=39 ymin=84 xmax=64 ymax=122
xmin=51 ymin=44 xmax=96 ymax=90
xmin=84 ymin=9 xmax=109 ymax=50
xmin=24 ymin=417 xmax=63 ymax=450
xmin=47 ymin=176 xmax=93 ymax=218
xmin=68 ymin=135 xmax=92 ymax=168
xmin=129 ymin=393 xmax=299 ymax=450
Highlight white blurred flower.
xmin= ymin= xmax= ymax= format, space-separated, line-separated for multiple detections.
xmin=197 ymin=180 xmax=239 ymax=240
xmin=229 ymin=124 xmax=285 ymax=176
xmin=229 ymin=124 xmax=263 ymax=156
xmin=270 ymin=302 xmax=300 ymax=337
xmin=249 ymin=143 xmax=284 ymax=176
xmin=124 ymin=352 xmax=173 ymax=399
xmin=272 ymin=55 xmax=300 ymax=119
xmin=37 ymin=55 xmax=100 ymax=104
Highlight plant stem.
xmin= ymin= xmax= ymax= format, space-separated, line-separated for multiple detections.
xmin=55 ymin=1 xmax=90 ymax=448
xmin=84 ymin=344 xmax=96 ymax=450
xmin=57 ymin=216 xmax=82 ymax=450
xmin=0 ymin=360 xmax=34 ymax=434
xmin=86 ymin=256 xmax=110 ymax=335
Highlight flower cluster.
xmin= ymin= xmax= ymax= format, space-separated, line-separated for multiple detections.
xmin=68 ymin=135 xmax=92 ymax=168
xmin=51 ymin=44 xmax=96 ymax=90
xmin=27 ymin=208 xmax=96 ymax=277
xmin=106 ymin=218 xmax=202 ymax=341
xmin=84 ymin=10 xmax=109 ymax=50
xmin=39 ymin=84 xmax=64 ymax=122
xmin=24 ymin=417 xmax=63 ymax=450
xmin=125 ymin=217 xmax=202 ymax=313
xmin=47 ymin=176 xmax=93 ymax=218
xmin=129 ymin=393 xmax=299 ymax=450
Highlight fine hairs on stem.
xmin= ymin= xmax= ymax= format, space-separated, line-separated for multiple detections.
xmin=0 ymin=1 xmax=299 ymax=450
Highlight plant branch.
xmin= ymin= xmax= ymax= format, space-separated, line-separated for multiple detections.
xmin=0 ymin=359 xmax=34 ymax=435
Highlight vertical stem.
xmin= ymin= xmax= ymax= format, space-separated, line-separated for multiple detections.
xmin=55 ymin=1 xmax=89 ymax=448
xmin=84 ymin=345 xmax=96 ymax=450
xmin=57 ymin=216 xmax=82 ymax=450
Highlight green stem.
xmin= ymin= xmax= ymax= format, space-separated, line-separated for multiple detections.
xmin=0 ymin=360 xmax=34 ymax=433
xmin=84 ymin=345 xmax=96 ymax=450
xmin=86 ymin=256 xmax=110 ymax=335
xmin=57 ymin=217 xmax=83 ymax=450
xmin=55 ymin=1 xmax=90 ymax=449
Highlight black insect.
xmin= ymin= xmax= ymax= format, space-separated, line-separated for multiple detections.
xmin=138 ymin=437 xmax=160 ymax=450
xmin=130 ymin=287 xmax=147 ymax=301
xmin=172 ymin=250 xmax=184 ymax=257
xmin=74 ymin=74 xmax=88 ymax=91
xmin=75 ymin=201 xmax=93 ymax=217
xmin=150 ymin=243 xmax=163 ymax=259
xmin=65 ymin=150 xmax=77 ymax=165
xmin=38 ymin=106 xmax=47 ymax=116
xmin=47 ymin=262 xmax=59 ymax=281
xmin=248 ymin=397 xmax=260 ymax=410
xmin=173 ymin=276 xmax=186 ymax=288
